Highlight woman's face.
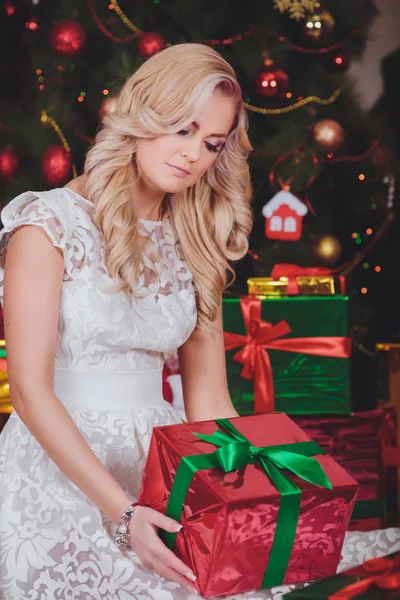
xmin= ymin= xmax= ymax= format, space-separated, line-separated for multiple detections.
xmin=135 ymin=91 xmax=236 ymax=198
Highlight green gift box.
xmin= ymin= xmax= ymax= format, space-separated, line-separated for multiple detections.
xmin=223 ymin=296 xmax=352 ymax=415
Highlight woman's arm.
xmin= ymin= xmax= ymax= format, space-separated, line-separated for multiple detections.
xmin=3 ymin=225 xmax=132 ymax=525
xmin=178 ymin=302 xmax=239 ymax=422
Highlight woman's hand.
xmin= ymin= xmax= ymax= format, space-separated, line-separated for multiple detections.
xmin=128 ymin=506 xmax=197 ymax=593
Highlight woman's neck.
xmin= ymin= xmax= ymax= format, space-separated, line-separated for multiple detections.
xmin=64 ymin=174 xmax=164 ymax=222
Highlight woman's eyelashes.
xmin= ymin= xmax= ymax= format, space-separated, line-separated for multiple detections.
xmin=205 ymin=142 xmax=220 ymax=153
xmin=177 ymin=130 xmax=221 ymax=154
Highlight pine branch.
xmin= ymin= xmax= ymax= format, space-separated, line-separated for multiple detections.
xmin=273 ymin=0 xmax=317 ymax=20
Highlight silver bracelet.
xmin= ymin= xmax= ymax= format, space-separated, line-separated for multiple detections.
xmin=115 ymin=503 xmax=138 ymax=547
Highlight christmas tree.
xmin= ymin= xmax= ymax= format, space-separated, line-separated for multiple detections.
xmin=1 ymin=0 xmax=399 ymax=341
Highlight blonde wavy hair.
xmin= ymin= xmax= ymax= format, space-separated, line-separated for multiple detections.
xmin=84 ymin=43 xmax=253 ymax=331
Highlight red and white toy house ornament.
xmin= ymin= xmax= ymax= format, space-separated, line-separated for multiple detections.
xmin=262 ymin=190 xmax=308 ymax=241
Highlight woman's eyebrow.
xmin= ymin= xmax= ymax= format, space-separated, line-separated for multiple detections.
xmin=192 ymin=121 xmax=227 ymax=138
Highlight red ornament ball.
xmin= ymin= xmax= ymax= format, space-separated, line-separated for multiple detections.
xmin=50 ymin=20 xmax=86 ymax=56
xmin=254 ymin=67 xmax=289 ymax=99
xmin=138 ymin=32 xmax=165 ymax=58
xmin=327 ymin=50 xmax=351 ymax=72
xmin=5 ymin=1 xmax=16 ymax=17
xmin=25 ymin=16 xmax=39 ymax=31
xmin=41 ymin=145 xmax=72 ymax=186
xmin=0 ymin=147 xmax=20 ymax=181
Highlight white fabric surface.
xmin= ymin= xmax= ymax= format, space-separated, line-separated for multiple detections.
xmin=0 ymin=188 xmax=399 ymax=600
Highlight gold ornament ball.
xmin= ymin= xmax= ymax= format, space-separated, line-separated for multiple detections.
xmin=312 ymin=119 xmax=344 ymax=153
xmin=313 ymin=235 xmax=343 ymax=266
xmin=98 ymin=96 xmax=118 ymax=122
xmin=303 ymin=10 xmax=335 ymax=44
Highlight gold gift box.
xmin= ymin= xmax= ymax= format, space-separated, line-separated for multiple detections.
xmin=247 ymin=276 xmax=340 ymax=297
xmin=375 ymin=342 xmax=400 ymax=495
xmin=0 ymin=377 xmax=11 ymax=414
xmin=0 ymin=339 xmax=11 ymax=414
xmin=376 ymin=342 xmax=400 ymax=418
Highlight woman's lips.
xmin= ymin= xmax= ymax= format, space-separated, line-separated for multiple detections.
xmin=166 ymin=163 xmax=191 ymax=178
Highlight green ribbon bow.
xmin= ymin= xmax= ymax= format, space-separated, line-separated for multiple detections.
xmin=161 ymin=418 xmax=332 ymax=588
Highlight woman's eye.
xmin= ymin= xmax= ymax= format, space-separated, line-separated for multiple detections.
xmin=206 ymin=142 xmax=220 ymax=153
xmin=177 ymin=130 xmax=220 ymax=153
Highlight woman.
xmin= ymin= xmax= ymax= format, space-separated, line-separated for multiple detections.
xmin=0 ymin=43 xmax=399 ymax=600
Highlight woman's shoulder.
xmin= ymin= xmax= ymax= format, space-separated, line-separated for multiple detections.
xmin=1 ymin=187 xmax=95 ymax=233
xmin=0 ymin=187 xmax=98 ymax=282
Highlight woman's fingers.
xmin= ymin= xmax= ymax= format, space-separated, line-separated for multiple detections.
xmin=128 ymin=506 xmax=197 ymax=590
xmin=150 ymin=557 xmax=198 ymax=594
xmin=154 ymin=537 xmax=197 ymax=583
xmin=149 ymin=508 xmax=183 ymax=533
xmin=145 ymin=508 xmax=196 ymax=581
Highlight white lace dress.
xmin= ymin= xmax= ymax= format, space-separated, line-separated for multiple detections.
xmin=0 ymin=187 xmax=399 ymax=600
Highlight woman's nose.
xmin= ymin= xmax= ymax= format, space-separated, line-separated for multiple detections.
xmin=180 ymin=140 xmax=201 ymax=162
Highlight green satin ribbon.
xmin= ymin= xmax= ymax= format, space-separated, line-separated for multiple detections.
xmin=161 ymin=418 xmax=332 ymax=588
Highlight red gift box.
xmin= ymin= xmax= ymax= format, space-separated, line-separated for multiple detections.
xmin=137 ymin=413 xmax=359 ymax=598
xmin=293 ymin=407 xmax=398 ymax=531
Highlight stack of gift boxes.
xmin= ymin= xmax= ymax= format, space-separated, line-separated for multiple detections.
xmin=1 ymin=284 xmax=397 ymax=595
xmin=151 ymin=265 xmax=400 ymax=596
xmin=222 ymin=265 xmax=399 ymax=532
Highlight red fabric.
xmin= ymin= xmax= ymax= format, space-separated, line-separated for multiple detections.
xmin=162 ymin=365 xmax=173 ymax=404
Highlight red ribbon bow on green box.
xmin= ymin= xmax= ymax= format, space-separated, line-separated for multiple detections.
xmin=223 ymin=297 xmax=351 ymax=413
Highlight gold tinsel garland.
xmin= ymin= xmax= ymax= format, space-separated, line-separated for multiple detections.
xmin=40 ymin=111 xmax=77 ymax=178
xmin=109 ymin=0 xmax=339 ymax=115
xmin=110 ymin=0 xmax=142 ymax=33
xmin=244 ymin=88 xmax=341 ymax=115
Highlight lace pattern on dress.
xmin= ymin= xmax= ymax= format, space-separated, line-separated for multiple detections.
xmin=0 ymin=189 xmax=197 ymax=371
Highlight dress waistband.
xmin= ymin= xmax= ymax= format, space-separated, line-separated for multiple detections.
xmin=54 ymin=367 xmax=167 ymax=411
